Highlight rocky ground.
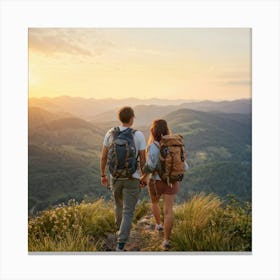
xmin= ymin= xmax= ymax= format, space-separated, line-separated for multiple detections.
xmin=102 ymin=213 xmax=167 ymax=252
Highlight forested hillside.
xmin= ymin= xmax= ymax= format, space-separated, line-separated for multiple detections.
xmin=28 ymin=108 xmax=111 ymax=213
xmin=28 ymin=99 xmax=251 ymax=214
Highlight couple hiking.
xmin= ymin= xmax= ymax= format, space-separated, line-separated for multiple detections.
xmin=100 ymin=106 xmax=188 ymax=251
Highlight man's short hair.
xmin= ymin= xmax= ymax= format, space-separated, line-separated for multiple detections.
xmin=118 ymin=107 xmax=135 ymax=123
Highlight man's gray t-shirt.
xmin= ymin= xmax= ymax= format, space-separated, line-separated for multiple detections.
xmin=103 ymin=126 xmax=146 ymax=179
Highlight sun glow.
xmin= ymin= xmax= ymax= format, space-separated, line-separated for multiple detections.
xmin=29 ymin=71 xmax=40 ymax=87
xmin=28 ymin=28 xmax=251 ymax=100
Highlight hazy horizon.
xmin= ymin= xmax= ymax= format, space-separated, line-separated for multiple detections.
xmin=29 ymin=28 xmax=251 ymax=101
xmin=28 ymin=95 xmax=251 ymax=102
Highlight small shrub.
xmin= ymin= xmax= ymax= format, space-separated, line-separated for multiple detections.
xmin=28 ymin=198 xmax=116 ymax=252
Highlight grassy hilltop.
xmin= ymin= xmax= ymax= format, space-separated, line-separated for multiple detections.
xmin=28 ymin=193 xmax=251 ymax=252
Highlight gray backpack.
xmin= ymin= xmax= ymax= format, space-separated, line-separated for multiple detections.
xmin=107 ymin=127 xmax=138 ymax=179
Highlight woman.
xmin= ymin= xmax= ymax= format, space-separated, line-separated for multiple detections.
xmin=140 ymin=119 xmax=181 ymax=250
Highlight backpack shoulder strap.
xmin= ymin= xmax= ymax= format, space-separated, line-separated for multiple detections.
xmin=119 ymin=127 xmax=137 ymax=136
xmin=117 ymin=127 xmax=133 ymax=134
xmin=110 ymin=126 xmax=120 ymax=138
xmin=153 ymin=141 xmax=160 ymax=149
xmin=110 ymin=126 xmax=120 ymax=132
xmin=123 ymin=127 xmax=137 ymax=134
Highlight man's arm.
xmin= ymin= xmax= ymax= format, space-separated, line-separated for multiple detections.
xmin=100 ymin=146 xmax=109 ymax=186
xmin=139 ymin=149 xmax=146 ymax=174
xmin=138 ymin=149 xmax=146 ymax=187
xmin=135 ymin=130 xmax=146 ymax=174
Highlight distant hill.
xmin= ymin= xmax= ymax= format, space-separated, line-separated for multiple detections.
xmin=29 ymin=96 xmax=194 ymax=120
xmin=166 ymin=108 xmax=251 ymax=162
xmin=29 ymin=107 xmax=105 ymax=149
xmin=29 ymin=107 xmax=74 ymax=129
xmin=29 ymin=96 xmax=251 ymax=123
xmin=180 ymin=99 xmax=251 ymax=114
xmin=90 ymin=104 xmax=176 ymax=126
xmin=90 ymin=99 xmax=251 ymax=126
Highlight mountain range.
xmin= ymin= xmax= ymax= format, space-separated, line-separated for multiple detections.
xmin=29 ymin=96 xmax=251 ymax=125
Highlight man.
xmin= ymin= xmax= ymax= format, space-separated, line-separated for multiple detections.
xmin=100 ymin=106 xmax=146 ymax=251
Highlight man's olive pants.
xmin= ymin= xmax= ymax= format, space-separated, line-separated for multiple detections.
xmin=111 ymin=178 xmax=140 ymax=244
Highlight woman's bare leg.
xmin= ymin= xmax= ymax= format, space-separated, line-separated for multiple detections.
xmin=163 ymin=194 xmax=175 ymax=241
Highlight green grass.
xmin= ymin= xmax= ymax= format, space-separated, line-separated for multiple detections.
xmin=133 ymin=200 xmax=150 ymax=223
xmin=28 ymin=194 xmax=251 ymax=252
xmin=171 ymin=193 xmax=251 ymax=251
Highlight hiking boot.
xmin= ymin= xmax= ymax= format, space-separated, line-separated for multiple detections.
xmin=155 ymin=224 xmax=163 ymax=232
xmin=116 ymin=242 xmax=125 ymax=252
xmin=162 ymin=240 xmax=171 ymax=251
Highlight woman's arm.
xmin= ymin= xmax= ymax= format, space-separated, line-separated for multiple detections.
xmin=143 ymin=143 xmax=160 ymax=174
xmin=140 ymin=143 xmax=160 ymax=186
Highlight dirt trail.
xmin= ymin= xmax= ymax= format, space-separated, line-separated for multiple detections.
xmin=102 ymin=213 xmax=165 ymax=252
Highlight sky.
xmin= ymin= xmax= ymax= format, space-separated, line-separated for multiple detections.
xmin=29 ymin=28 xmax=251 ymax=100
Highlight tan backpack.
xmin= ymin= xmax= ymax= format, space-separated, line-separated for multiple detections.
xmin=155 ymin=134 xmax=186 ymax=186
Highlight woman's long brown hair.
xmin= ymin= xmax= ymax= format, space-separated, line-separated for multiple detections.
xmin=147 ymin=119 xmax=171 ymax=147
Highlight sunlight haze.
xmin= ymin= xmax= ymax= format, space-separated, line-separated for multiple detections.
xmin=29 ymin=28 xmax=251 ymax=101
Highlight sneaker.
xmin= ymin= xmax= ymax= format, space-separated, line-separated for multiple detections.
xmin=116 ymin=242 xmax=125 ymax=251
xmin=162 ymin=240 xmax=171 ymax=251
xmin=155 ymin=224 xmax=163 ymax=232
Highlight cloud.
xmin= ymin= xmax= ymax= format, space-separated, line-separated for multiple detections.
xmin=220 ymin=71 xmax=249 ymax=78
xmin=217 ymin=72 xmax=251 ymax=87
xmin=29 ymin=28 xmax=114 ymax=57
xmin=224 ymin=80 xmax=251 ymax=86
